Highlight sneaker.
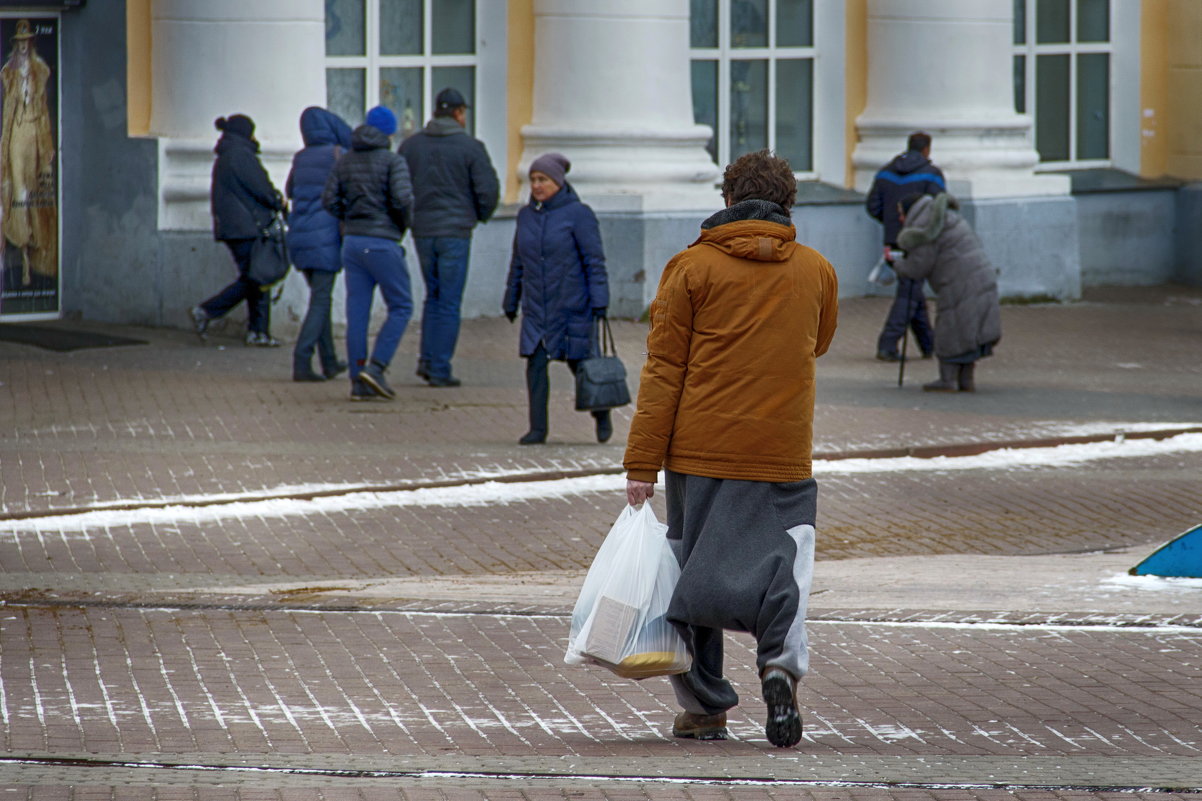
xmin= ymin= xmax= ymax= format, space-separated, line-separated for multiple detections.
xmin=293 ymin=368 xmax=326 ymax=382
xmin=189 ymin=307 xmax=209 ymax=341
xmin=875 ymin=350 xmax=900 ymax=362
xmin=245 ymin=331 xmax=281 ymax=347
xmin=426 ymin=375 xmax=462 ymax=388
xmin=762 ymin=667 xmax=802 ymax=748
xmin=323 ymin=361 xmax=348 ymax=380
xmin=348 ymin=378 xmax=376 ymax=401
xmin=415 ymin=359 xmax=430 ymax=381
xmin=360 ymin=362 xmax=396 ymax=399
xmin=671 ymin=711 xmax=728 ymax=741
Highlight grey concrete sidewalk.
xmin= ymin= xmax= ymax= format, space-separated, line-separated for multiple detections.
xmin=1 ymin=285 xmax=1201 ymax=798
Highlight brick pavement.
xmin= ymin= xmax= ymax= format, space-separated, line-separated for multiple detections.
xmin=3 ymin=287 xmax=1201 ymax=519
xmin=2 ymin=287 xmax=1202 ymax=797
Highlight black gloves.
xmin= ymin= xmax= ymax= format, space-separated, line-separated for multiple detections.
xmin=504 ymin=310 xmax=517 ymax=323
xmin=591 ymin=307 xmax=607 ymax=320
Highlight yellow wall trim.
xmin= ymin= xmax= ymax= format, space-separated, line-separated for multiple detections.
xmin=126 ymin=0 xmax=152 ymax=137
xmin=505 ymin=0 xmax=535 ymax=204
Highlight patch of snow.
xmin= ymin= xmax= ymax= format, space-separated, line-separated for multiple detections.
xmin=816 ymin=432 xmax=1202 ymax=475
xmin=1102 ymin=573 xmax=1202 ymax=592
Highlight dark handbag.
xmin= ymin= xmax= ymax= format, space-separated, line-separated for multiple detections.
xmin=248 ymin=213 xmax=290 ymax=288
xmin=575 ymin=317 xmax=632 ymax=411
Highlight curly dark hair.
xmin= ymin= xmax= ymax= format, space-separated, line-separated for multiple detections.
xmin=721 ymin=150 xmax=797 ymax=209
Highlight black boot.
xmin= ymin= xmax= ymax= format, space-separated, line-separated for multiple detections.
xmin=958 ymin=362 xmax=976 ymax=392
xmin=594 ymin=410 xmax=613 ymax=443
xmin=922 ymin=361 xmax=959 ymax=392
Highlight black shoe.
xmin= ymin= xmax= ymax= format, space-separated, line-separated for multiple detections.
xmin=189 ymin=306 xmax=209 ymax=342
xmin=595 ymin=413 xmax=613 ymax=443
xmin=762 ymin=667 xmax=802 ymax=748
xmin=349 ymin=378 xmax=376 ymax=401
xmin=360 ymin=362 xmax=396 ymax=399
xmin=875 ymin=350 xmax=900 ymax=362
xmin=415 ymin=359 xmax=430 ymax=381
xmin=323 ymin=361 xmax=348 ymax=380
xmin=293 ymin=368 xmax=327 ymax=382
xmin=426 ymin=375 xmax=462 ymax=388
xmin=519 ymin=430 xmax=546 ymax=445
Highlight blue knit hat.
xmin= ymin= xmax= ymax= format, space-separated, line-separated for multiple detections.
xmin=364 ymin=105 xmax=397 ymax=137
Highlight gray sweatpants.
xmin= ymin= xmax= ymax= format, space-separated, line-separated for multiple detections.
xmin=664 ymin=469 xmax=817 ymax=716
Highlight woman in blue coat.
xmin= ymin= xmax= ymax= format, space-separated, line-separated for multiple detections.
xmin=285 ymin=106 xmax=352 ymax=382
xmin=503 ymin=153 xmax=611 ymax=445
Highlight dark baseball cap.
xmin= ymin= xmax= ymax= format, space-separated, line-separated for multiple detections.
xmin=435 ymin=87 xmax=469 ymax=111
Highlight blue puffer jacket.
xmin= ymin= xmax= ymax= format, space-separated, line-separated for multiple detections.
xmin=503 ymin=183 xmax=609 ymax=360
xmin=285 ymin=107 xmax=352 ymax=271
xmin=865 ymin=149 xmax=946 ymax=245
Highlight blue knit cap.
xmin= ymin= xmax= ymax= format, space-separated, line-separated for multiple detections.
xmin=364 ymin=105 xmax=397 ymax=137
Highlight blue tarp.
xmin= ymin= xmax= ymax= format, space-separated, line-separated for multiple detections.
xmin=1129 ymin=524 xmax=1202 ymax=578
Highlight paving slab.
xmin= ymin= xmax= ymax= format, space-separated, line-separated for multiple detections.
xmin=3 ymin=286 xmax=1202 ymax=799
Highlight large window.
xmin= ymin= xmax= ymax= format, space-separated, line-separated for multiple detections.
xmin=1013 ymin=0 xmax=1112 ymax=166
xmin=689 ymin=0 xmax=815 ymax=175
xmin=325 ymin=0 xmax=478 ymax=136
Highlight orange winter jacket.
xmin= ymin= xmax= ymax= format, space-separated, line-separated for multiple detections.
xmin=623 ymin=218 xmax=838 ymax=484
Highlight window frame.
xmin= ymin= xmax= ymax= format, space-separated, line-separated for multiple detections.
xmin=323 ymin=0 xmax=506 ymax=159
xmin=1012 ymin=0 xmax=1137 ymax=171
xmin=689 ymin=0 xmax=843 ymax=181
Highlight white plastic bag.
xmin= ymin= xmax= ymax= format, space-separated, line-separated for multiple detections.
xmin=867 ymin=255 xmax=897 ymax=287
xmin=565 ymin=503 xmax=691 ymax=679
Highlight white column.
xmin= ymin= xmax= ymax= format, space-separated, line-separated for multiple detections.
xmin=519 ymin=0 xmax=720 ymax=212
xmin=150 ymin=0 xmax=327 ymax=230
xmin=852 ymin=0 xmax=1068 ymax=198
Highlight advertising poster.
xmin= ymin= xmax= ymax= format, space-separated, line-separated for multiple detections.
xmin=0 ymin=16 xmax=59 ymax=317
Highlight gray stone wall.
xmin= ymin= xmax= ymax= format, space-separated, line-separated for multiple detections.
xmin=1076 ymin=190 xmax=1178 ymax=287
xmin=1176 ymin=184 xmax=1202 ymax=286
xmin=964 ymin=196 xmax=1081 ymax=300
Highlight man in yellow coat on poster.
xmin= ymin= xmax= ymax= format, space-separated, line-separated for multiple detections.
xmin=1 ymin=18 xmax=57 ymax=287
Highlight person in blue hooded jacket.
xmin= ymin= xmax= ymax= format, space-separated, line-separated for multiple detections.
xmin=503 ymin=153 xmax=611 ymax=445
xmin=285 ymin=107 xmax=352 ymax=382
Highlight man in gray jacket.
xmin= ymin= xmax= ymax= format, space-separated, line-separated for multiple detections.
xmin=399 ymin=87 xmax=500 ymax=388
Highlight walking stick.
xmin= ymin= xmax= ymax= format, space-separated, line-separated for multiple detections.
xmin=897 ymin=274 xmax=914 ymax=388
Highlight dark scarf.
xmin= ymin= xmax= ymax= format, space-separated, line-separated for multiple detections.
xmin=701 ymin=199 xmax=792 ymax=230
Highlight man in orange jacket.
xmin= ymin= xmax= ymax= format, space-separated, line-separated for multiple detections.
xmin=624 ymin=150 xmax=838 ymax=748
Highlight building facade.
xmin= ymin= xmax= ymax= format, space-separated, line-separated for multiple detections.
xmin=1 ymin=0 xmax=1199 ymax=327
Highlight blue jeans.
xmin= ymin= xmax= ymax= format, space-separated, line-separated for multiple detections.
xmin=342 ymin=235 xmax=413 ymax=379
xmin=200 ymin=238 xmax=269 ymax=334
xmin=414 ymin=236 xmax=471 ymax=380
xmin=877 ymin=277 xmax=933 ymax=357
xmin=293 ymin=269 xmax=339 ymax=374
